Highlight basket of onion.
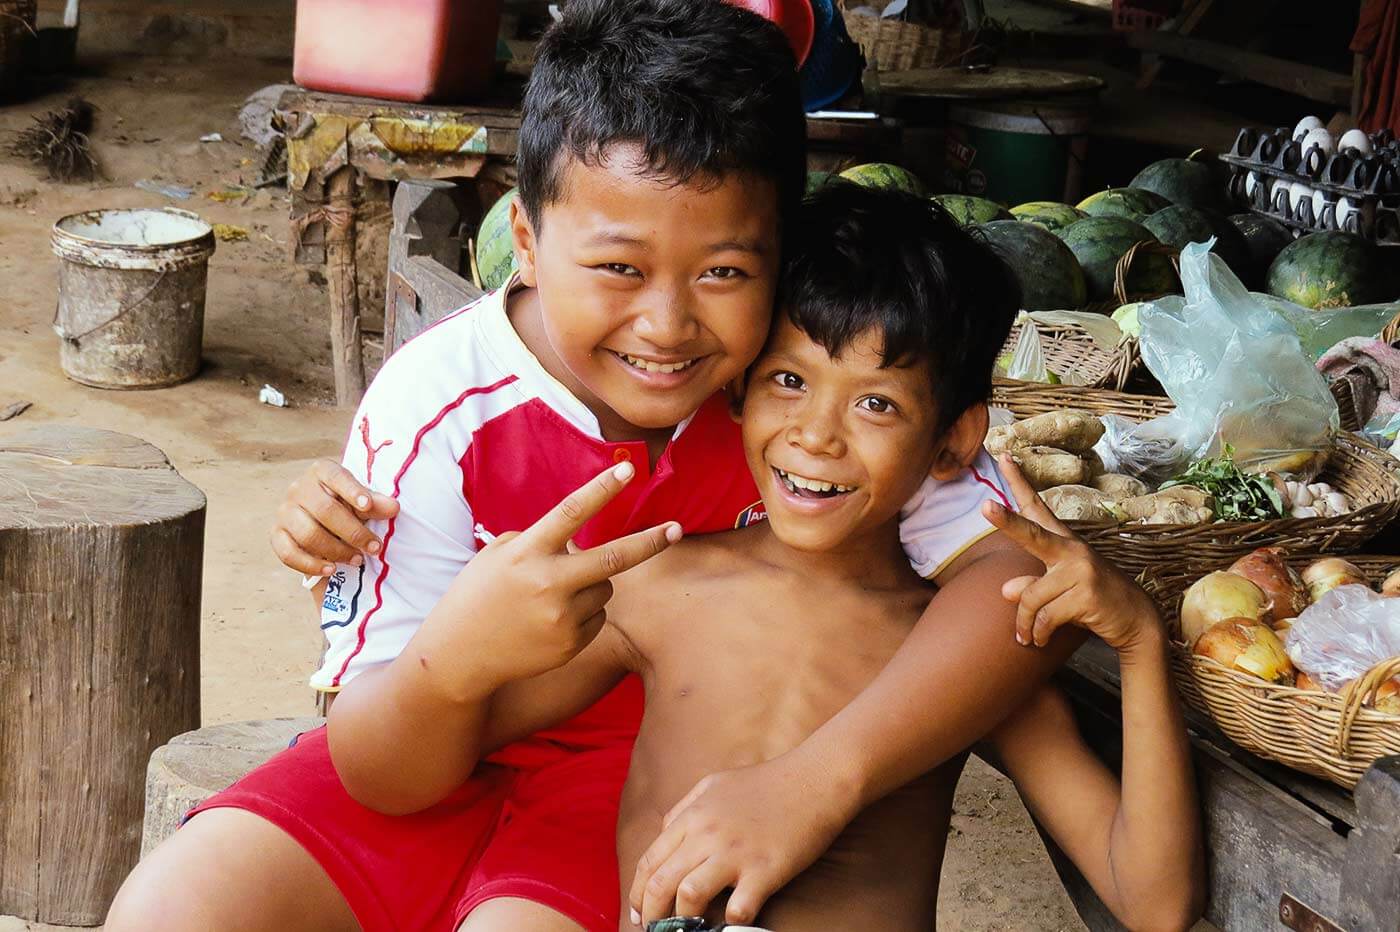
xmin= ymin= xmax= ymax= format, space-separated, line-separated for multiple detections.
xmin=1141 ymin=548 xmax=1400 ymax=789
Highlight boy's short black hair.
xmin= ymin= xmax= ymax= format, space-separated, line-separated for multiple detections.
xmin=519 ymin=0 xmax=807 ymax=227
xmin=781 ymin=182 xmax=1021 ymax=433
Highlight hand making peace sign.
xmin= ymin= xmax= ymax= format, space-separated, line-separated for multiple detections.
xmin=982 ymin=453 xmax=1160 ymax=653
xmin=423 ymin=461 xmax=682 ymax=695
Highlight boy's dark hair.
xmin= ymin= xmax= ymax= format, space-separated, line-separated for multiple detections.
xmin=781 ymin=182 xmax=1021 ymax=433
xmin=518 ymin=0 xmax=807 ymax=228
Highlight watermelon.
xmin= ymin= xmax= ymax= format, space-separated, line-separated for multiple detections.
xmin=1228 ymin=213 xmax=1295 ymax=288
xmin=805 ymin=170 xmax=833 ymax=195
xmin=932 ymin=194 xmax=1013 ymax=226
xmin=1009 ymin=201 xmax=1087 ymax=234
xmin=1058 ymin=217 xmax=1176 ymax=302
xmin=1077 ymin=187 xmax=1172 ymax=222
xmin=977 ymin=220 xmax=1087 ymax=311
xmin=1130 ymin=156 xmax=1227 ymax=212
xmin=1142 ymin=205 xmax=1251 ymax=277
xmin=838 ymin=163 xmax=925 ymax=195
xmin=1266 ymin=231 xmax=1396 ymax=309
xmin=476 ymin=187 xmax=518 ymax=292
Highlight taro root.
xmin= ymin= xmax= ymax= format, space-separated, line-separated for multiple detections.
xmin=1180 ymin=571 xmax=1268 ymax=645
xmin=1012 ymin=446 xmax=1091 ymax=491
xmin=1301 ymin=557 xmax=1368 ymax=603
xmin=1228 ymin=547 xmax=1309 ymax=626
xmin=1193 ymin=618 xmax=1295 ymax=684
xmin=1091 ymin=473 xmax=1149 ymax=499
xmin=1039 ymin=485 xmax=1113 ymax=522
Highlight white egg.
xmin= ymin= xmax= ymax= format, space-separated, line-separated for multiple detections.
xmin=1301 ymin=127 xmax=1336 ymax=156
xmin=1340 ymin=128 xmax=1374 ymax=155
xmin=1338 ymin=196 xmax=1361 ymax=229
xmin=1245 ymin=171 xmax=1260 ymax=197
xmin=1312 ymin=188 xmax=1327 ymax=223
xmin=1289 ymin=181 xmax=1313 ymax=212
xmin=1294 ymin=115 xmax=1325 ymax=139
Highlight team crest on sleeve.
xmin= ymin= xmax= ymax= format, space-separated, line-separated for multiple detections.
xmin=734 ymin=500 xmax=768 ymax=528
xmin=320 ymin=565 xmax=366 ymax=629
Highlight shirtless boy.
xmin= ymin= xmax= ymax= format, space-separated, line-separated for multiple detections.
xmin=352 ymin=185 xmax=1207 ymax=930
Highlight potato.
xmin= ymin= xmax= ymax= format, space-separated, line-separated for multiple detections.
xmin=1091 ymin=473 xmax=1149 ymax=499
xmin=984 ymin=424 xmax=1023 ymax=457
xmin=1010 ymin=409 xmax=1105 ymax=455
xmin=1012 ymin=446 xmax=1091 ymax=491
xmin=1040 ymin=485 xmax=1113 ymax=522
xmin=1116 ymin=487 xmax=1214 ymax=525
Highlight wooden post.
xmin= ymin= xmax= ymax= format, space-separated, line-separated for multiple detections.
xmin=385 ymin=180 xmax=464 ymax=356
xmin=326 ymin=167 xmax=366 ymax=406
xmin=1340 ymin=757 xmax=1400 ymax=931
xmin=0 ymin=426 xmax=204 ymax=924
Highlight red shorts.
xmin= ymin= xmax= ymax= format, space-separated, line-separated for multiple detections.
xmin=188 ymin=680 xmax=641 ymax=932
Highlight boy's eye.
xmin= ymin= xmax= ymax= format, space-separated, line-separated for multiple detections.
xmin=703 ymin=266 xmax=745 ymax=280
xmin=773 ymin=371 xmax=804 ymax=391
xmin=599 ymin=263 xmax=640 ymax=277
xmin=859 ymin=396 xmax=896 ymax=414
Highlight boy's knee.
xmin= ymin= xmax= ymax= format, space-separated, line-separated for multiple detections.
xmin=106 ymin=848 xmax=205 ymax=932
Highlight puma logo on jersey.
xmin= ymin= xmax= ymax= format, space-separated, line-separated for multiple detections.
xmin=359 ymin=415 xmax=394 ymax=484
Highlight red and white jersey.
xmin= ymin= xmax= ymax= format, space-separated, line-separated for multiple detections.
xmin=312 ymin=283 xmax=1013 ymax=693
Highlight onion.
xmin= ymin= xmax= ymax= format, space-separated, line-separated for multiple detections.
xmin=1381 ymin=567 xmax=1400 ymax=597
xmin=1193 ymin=619 xmax=1295 ymax=683
xmin=1228 ymin=547 xmax=1309 ymax=626
xmin=1301 ymin=557 xmax=1369 ymax=603
xmin=1181 ymin=572 xmax=1269 ymax=644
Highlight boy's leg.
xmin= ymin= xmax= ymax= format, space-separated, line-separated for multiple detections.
xmin=456 ymin=898 xmax=587 ymax=932
xmin=106 ymin=808 xmax=359 ymax=932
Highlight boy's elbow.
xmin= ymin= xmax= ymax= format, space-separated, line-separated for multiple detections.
xmin=1120 ymin=882 xmax=1206 ymax=932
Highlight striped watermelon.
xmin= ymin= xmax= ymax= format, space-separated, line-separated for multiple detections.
xmin=838 ymin=163 xmax=926 ymax=195
xmin=978 ymin=220 xmax=1087 ymax=311
xmin=1009 ymin=201 xmax=1086 ymax=234
xmin=1228 ymin=213 xmax=1295 ymax=288
xmin=1077 ymin=187 xmax=1172 ymax=222
xmin=1130 ymin=156 xmax=1227 ymax=212
xmin=805 ymin=170 xmax=833 ymax=195
xmin=1266 ymin=232 xmax=1395 ymax=309
xmin=932 ymin=194 xmax=1013 ymax=226
xmin=476 ymin=188 xmax=518 ymax=292
xmin=1142 ymin=205 xmax=1250 ymax=278
xmin=1058 ymin=217 xmax=1176 ymax=303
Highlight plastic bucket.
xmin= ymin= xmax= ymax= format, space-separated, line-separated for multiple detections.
xmin=51 ymin=208 xmax=215 ymax=389
xmin=945 ymin=101 xmax=1093 ymax=206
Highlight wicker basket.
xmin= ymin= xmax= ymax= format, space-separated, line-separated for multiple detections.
xmin=840 ymin=10 xmax=963 ymax=72
xmin=999 ymin=321 xmax=1139 ymax=391
xmin=990 ymin=382 xmax=1400 ymax=574
xmin=1142 ymin=555 xmax=1400 ymax=788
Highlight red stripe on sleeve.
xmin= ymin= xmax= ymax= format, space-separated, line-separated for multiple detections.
xmin=970 ymin=464 xmax=1013 ymax=511
xmin=330 ymin=375 xmax=519 ymax=687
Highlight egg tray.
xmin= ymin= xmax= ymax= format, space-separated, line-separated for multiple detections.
xmin=1220 ymin=125 xmax=1400 ymax=244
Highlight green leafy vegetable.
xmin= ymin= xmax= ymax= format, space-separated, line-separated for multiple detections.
xmin=1161 ymin=445 xmax=1284 ymax=523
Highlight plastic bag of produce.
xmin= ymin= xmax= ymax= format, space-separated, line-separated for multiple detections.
xmin=1128 ymin=242 xmax=1339 ymax=479
xmin=1002 ymin=324 xmax=1049 ymax=383
xmin=1266 ymin=299 xmax=1400 ymax=361
xmin=1284 ymin=585 xmax=1400 ymax=692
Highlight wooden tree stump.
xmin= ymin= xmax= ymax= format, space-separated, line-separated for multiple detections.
xmin=142 ymin=718 xmax=322 ymax=856
xmin=0 ymin=426 xmax=205 ymax=925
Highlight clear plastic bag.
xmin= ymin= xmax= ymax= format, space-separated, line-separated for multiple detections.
xmin=1004 ymin=324 xmax=1048 ymax=382
xmin=1284 ymin=584 xmax=1400 ymax=692
xmin=1118 ymin=242 xmax=1339 ymax=480
xmin=1094 ymin=413 xmax=1185 ymax=482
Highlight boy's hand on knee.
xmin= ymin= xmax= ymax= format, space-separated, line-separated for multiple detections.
xmin=421 ymin=462 xmax=683 ymax=699
xmin=984 ymin=454 xmax=1161 ymax=652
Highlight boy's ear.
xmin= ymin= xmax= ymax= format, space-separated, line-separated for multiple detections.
xmin=508 ymin=198 xmax=539 ymax=287
xmin=727 ymin=374 xmax=748 ymax=422
xmin=930 ymin=403 xmax=989 ymax=482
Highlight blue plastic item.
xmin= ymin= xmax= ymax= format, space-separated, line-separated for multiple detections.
xmin=799 ymin=0 xmax=863 ymax=111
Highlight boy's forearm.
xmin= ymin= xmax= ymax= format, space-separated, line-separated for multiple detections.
xmin=1110 ymin=624 xmax=1205 ymax=924
xmin=327 ymin=636 xmax=498 ymax=815
xmin=800 ymin=543 xmax=1081 ymax=810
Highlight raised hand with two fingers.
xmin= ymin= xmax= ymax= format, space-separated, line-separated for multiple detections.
xmin=981 ymin=453 xmax=1160 ymax=652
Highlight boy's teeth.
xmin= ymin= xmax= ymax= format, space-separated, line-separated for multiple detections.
xmin=777 ymin=468 xmax=852 ymax=494
xmin=621 ymin=353 xmax=696 ymax=374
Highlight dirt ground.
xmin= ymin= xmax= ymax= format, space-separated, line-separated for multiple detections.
xmin=0 ymin=57 xmax=1085 ymax=930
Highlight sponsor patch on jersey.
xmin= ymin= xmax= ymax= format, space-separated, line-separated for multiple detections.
xmin=734 ymin=500 xmax=768 ymax=528
xmin=320 ymin=564 xmax=365 ymax=629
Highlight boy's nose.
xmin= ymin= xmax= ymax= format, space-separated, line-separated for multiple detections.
xmin=631 ymin=287 xmax=701 ymax=349
xmin=787 ymin=407 xmax=846 ymax=458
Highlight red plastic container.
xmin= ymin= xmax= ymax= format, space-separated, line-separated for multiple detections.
xmin=728 ymin=0 xmax=815 ymax=67
xmin=294 ymin=0 xmax=502 ymax=103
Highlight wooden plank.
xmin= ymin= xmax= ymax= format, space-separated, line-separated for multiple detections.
xmin=1125 ymin=30 xmax=1353 ymax=106
xmin=388 ymin=256 xmax=484 ymax=357
xmin=0 ymin=427 xmax=204 ymax=924
xmin=1340 ymin=756 xmax=1400 ymax=931
xmin=280 ymin=88 xmax=523 ymax=130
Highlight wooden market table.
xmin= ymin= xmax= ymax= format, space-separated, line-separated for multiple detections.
xmin=277 ymin=88 xmax=522 ymax=405
xmin=1045 ymin=639 xmax=1400 ymax=932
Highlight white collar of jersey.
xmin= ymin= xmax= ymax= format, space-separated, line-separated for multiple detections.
xmin=476 ymin=273 xmax=700 ymax=444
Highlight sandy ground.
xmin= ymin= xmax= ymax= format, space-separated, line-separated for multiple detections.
xmin=0 ymin=58 xmax=1085 ymax=930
